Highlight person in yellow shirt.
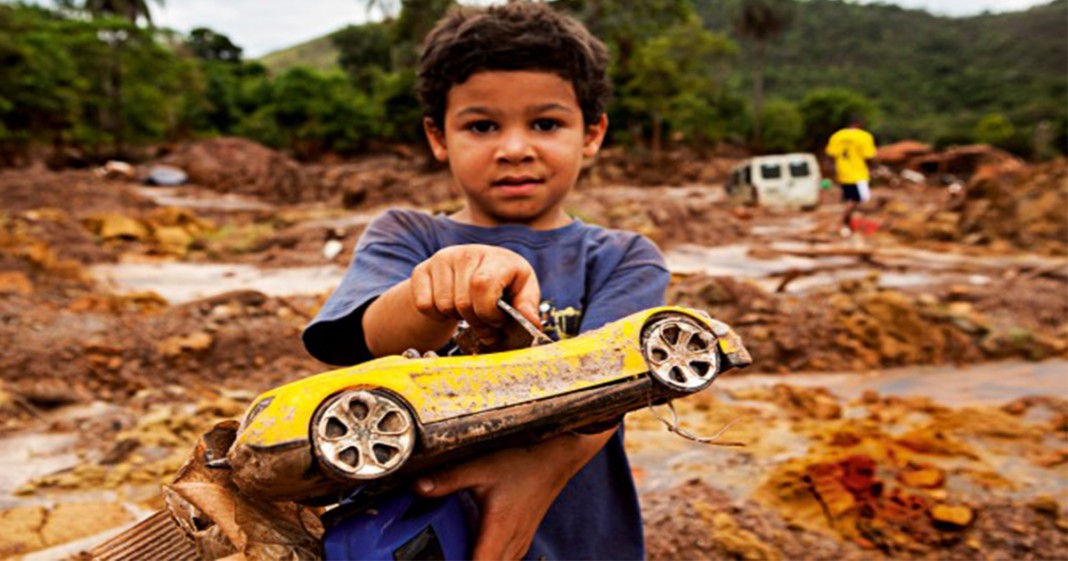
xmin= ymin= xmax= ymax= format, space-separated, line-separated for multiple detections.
xmin=825 ymin=118 xmax=876 ymax=235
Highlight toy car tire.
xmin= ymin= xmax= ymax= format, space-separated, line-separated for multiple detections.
xmin=641 ymin=313 xmax=721 ymax=392
xmin=312 ymin=389 xmax=416 ymax=481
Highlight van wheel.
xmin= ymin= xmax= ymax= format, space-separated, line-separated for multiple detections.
xmin=313 ymin=389 xmax=416 ymax=481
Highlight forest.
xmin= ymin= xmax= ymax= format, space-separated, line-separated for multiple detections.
xmin=0 ymin=0 xmax=1065 ymax=165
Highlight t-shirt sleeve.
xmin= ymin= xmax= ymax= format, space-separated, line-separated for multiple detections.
xmin=825 ymin=133 xmax=840 ymax=157
xmin=302 ymin=210 xmax=435 ymax=366
xmin=862 ymin=132 xmax=877 ymax=158
xmin=578 ymin=235 xmax=670 ymax=334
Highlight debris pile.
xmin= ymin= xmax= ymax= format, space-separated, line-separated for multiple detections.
xmin=747 ymin=389 xmax=1068 ymax=558
xmin=585 ymin=146 xmax=744 ymax=187
xmin=82 ymin=207 xmax=216 ymax=257
xmin=160 ymin=137 xmax=307 ymax=203
xmin=670 ymin=274 xmax=1066 ymax=372
xmin=1 ymin=289 xmax=322 ymax=404
xmin=890 ymin=158 xmax=1068 ymax=255
xmin=571 ymin=186 xmax=748 ymax=248
xmin=304 ymin=157 xmax=454 ymax=209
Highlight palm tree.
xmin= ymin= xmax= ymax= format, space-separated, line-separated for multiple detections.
xmin=82 ymin=0 xmax=163 ymax=25
xmin=734 ymin=0 xmax=793 ymax=150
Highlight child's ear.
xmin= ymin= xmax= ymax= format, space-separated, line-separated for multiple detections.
xmin=582 ymin=114 xmax=608 ymax=159
xmin=424 ymin=117 xmax=449 ymax=162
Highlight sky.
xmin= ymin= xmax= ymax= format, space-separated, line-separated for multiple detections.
xmin=139 ymin=0 xmax=1055 ymax=58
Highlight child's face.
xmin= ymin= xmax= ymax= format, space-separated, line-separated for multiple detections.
xmin=425 ymin=70 xmax=607 ymax=230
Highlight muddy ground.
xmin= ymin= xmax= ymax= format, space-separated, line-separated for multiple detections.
xmin=0 ymin=138 xmax=1065 ymax=559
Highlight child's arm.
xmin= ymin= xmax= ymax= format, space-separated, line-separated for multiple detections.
xmin=415 ymin=428 xmax=616 ymax=560
xmin=362 ymin=244 xmax=542 ymax=357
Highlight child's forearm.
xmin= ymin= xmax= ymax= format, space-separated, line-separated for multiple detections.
xmin=363 ymin=279 xmax=459 ymax=357
xmin=540 ymin=426 xmax=618 ymax=490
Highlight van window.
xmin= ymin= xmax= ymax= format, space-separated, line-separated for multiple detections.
xmin=789 ymin=161 xmax=811 ymax=177
xmin=760 ymin=163 xmax=782 ymax=179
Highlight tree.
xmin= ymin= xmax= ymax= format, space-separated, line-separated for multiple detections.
xmin=759 ymin=98 xmax=802 ymax=152
xmin=76 ymin=0 xmax=163 ymax=25
xmin=187 ymin=27 xmax=242 ymax=62
xmin=333 ymin=22 xmax=392 ymax=84
xmin=798 ymin=88 xmax=875 ymax=152
xmin=626 ymin=19 xmax=737 ymax=161
xmin=732 ymin=0 xmax=794 ymax=148
xmin=973 ymin=113 xmax=1015 ymax=148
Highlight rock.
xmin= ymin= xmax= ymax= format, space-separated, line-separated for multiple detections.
xmin=929 ymin=504 xmax=974 ymax=529
xmin=0 ymin=271 xmax=32 ymax=294
xmin=96 ymin=160 xmax=137 ymax=181
xmin=158 ymin=331 xmax=214 ymax=357
xmin=144 ymin=165 xmax=189 ymax=186
xmin=152 ymin=225 xmax=194 ymax=256
xmin=84 ymin=212 xmax=150 ymax=241
xmin=898 ymin=464 xmax=946 ymax=488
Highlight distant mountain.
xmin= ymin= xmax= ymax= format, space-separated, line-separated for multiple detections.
xmin=700 ymin=0 xmax=1067 ymax=141
xmin=258 ymin=34 xmax=341 ymax=74
xmin=258 ymin=0 xmax=1067 ymax=142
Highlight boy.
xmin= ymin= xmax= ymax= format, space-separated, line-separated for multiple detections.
xmin=303 ymin=4 xmax=669 ymax=559
xmin=826 ymin=117 xmax=877 ymax=235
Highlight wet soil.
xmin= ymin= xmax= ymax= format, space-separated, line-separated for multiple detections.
xmin=0 ymin=145 xmax=1065 ymax=559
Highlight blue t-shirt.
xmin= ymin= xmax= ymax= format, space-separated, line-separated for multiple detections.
xmin=303 ymin=209 xmax=669 ymax=560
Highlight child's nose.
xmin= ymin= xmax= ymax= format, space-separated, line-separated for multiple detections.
xmin=495 ymin=130 xmax=535 ymax=163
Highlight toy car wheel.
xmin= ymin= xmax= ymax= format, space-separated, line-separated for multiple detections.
xmin=313 ymin=389 xmax=416 ymax=481
xmin=641 ymin=314 xmax=720 ymax=391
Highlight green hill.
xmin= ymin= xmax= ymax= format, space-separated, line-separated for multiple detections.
xmin=257 ymin=0 xmax=1067 ymax=144
xmin=699 ymin=0 xmax=1067 ymax=142
xmin=258 ymin=34 xmax=341 ymax=74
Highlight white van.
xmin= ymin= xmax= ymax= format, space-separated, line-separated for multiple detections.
xmin=726 ymin=153 xmax=821 ymax=209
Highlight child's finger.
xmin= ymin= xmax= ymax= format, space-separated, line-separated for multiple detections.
xmin=411 ymin=264 xmax=448 ymax=321
xmin=414 ymin=464 xmax=483 ymax=498
xmin=428 ymin=258 xmax=458 ymax=319
xmin=508 ymin=268 xmax=541 ymax=327
xmin=452 ymin=253 xmax=479 ymax=325
xmin=469 ymin=265 xmax=507 ymax=327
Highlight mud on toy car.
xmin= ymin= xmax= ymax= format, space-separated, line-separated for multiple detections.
xmin=227 ymin=305 xmax=751 ymax=504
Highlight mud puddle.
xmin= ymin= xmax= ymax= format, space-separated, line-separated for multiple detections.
xmin=92 ymin=262 xmax=344 ymax=304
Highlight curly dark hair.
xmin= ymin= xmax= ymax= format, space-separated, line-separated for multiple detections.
xmin=418 ymin=2 xmax=611 ymax=129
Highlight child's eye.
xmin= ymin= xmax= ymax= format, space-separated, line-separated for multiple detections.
xmin=467 ymin=120 xmax=497 ymax=134
xmin=532 ymin=119 xmax=561 ymax=132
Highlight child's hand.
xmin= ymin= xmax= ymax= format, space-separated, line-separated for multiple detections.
xmin=411 ymin=244 xmax=541 ymax=343
xmin=413 ymin=429 xmax=615 ymax=560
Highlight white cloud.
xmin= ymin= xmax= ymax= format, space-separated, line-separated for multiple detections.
xmin=863 ymin=0 xmax=1050 ymax=16
xmin=153 ymin=0 xmax=381 ymax=57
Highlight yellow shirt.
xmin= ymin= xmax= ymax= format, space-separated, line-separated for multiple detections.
xmin=826 ymin=128 xmax=876 ymax=183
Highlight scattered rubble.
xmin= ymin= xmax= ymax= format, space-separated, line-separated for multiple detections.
xmin=1 ymin=143 xmax=1065 ymax=559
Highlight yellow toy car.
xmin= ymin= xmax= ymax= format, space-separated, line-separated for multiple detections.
xmin=227 ymin=306 xmax=750 ymax=503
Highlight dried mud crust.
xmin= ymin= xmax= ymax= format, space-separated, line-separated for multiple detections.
xmin=0 ymin=289 xmax=324 ymax=404
xmin=669 ymin=274 xmax=1068 ymax=373
xmin=642 ymin=479 xmax=872 ymax=561
xmin=888 ymin=158 xmax=1068 ymax=256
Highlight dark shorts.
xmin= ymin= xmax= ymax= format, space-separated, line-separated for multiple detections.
xmin=840 ymin=180 xmax=870 ymax=203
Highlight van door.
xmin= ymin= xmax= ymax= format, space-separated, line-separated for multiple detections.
xmin=787 ymin=159 xmax=819 ymax=207
xmin=756 ymin=161 xmax=786 ymax=204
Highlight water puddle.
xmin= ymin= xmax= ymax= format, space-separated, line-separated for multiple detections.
xmin=136 ymin=186 xmax=274 ymax=212
xmin=92 ymin=262 xmax=344 ymax=304
xmin=666 ymin=242 xmax=1021 ymax=292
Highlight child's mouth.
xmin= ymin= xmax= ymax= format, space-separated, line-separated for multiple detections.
xmin=491 ymin=177 xmax=544 ymax=195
